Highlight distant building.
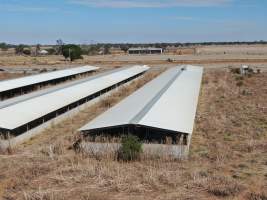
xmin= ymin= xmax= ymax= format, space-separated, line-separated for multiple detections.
xmin=240 ymin=65 xmax=249 ymax=75
xmin=128 ymin=47 xmax=163 ymax=55
xmin=38 ymin=49 xmax=49 ymax=55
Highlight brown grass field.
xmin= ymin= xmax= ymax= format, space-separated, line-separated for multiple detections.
xmin=0 ymin=60 xmax=266 ymax=199
xmin=1 ymin=44 xmax=267 ymax=68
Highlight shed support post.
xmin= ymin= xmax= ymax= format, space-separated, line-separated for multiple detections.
xmin=176 ymin=134 xmax=181 ymax=145
xmin=183 ymin=134 xmax=187 ymax=145
xmin=7 ymin=131 xmax=12 ymax=150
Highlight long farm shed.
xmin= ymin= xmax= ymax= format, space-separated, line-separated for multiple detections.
xmin=80 ymin=65 xmax=203 ymax=146
xmin=0 ymin=65 xmax=99 ymax=100
xmin=0 ymin=65 xmax=149 ymax=148
xmin=0 ymin=66 xmax=130 ymax=109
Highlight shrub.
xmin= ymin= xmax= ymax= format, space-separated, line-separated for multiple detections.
xmin=103 ymin=45 xmax=110 ymax=55
xmin=235 ymin=75 xmax=244 ymax=81
xmin=236 ymin=81 xmax=243 ymax=87
xmin=230 ymin=68 xmax=240 ymax=74
xmin=167 ymin=58 xmax=173 ymax=62
xmin=0 ymin=42 xmax=8 ymax=51
xmin=248 ymin=68 xmax=254 ymax=73
xmin=40 ymin=68 xmax=48 ymax=73
xmin=46 ymin=48 xmax=56 ymax=55
xmin=15 ymin=44 xmax=26 ymax=54
xmin=22 ymin=49 xmax=31 ymax=55
xmin=118 ymin=134 xmax=142 ymax=161
xmin=62 ymin=44 xmax=83 ymax=61
xmin=207 ymin=176 xmax=243 ymax=197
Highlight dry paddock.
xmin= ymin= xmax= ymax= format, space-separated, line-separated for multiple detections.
xmin=1 ymin=52 xmax=267 ymax=67
xmin=0 ymin=67 xmax=266 ymax=200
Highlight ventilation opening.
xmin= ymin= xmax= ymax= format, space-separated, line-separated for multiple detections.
xmin=82 ymin=125 xmax=188 ymax=145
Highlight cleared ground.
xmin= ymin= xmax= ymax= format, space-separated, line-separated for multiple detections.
xmin=0 ymin=65 xmax=266 ymax=199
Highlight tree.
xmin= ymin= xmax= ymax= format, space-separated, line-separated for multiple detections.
xmin=103 ymin=44 xmax=110 ymax=55
xmin=47 ymin=48 xmax=56 ymax=55
xmin=0 ymin=43 xmax=8 ymax=51
xmin=121 ymin=45 xmax=129 ymax=53
xmin=15 ymin=44 xmax=26 ymax=55
xmin=35 ymin=44 xmax=41 ymax=56
xmin=22 ymin=49 xmax=31 ymax=55
xmin=56 ymin=39 xmax=64 ymax=55
xmin=88 ymin=45 xmax=101 ymax=55
xmin=62 ymin=44 xmax=83 ymax=61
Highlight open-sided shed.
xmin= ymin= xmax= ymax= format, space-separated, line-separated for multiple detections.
xmin=79 ymin=65 xmax=203 ymax=145
xmin=0 ymin=65 xmax=149 ymax=140
xmin=0 ymin=66 xmax=99 ymax=100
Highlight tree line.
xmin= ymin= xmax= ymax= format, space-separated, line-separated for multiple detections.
xmin=1 ymin=40 xmax=267 ymax=61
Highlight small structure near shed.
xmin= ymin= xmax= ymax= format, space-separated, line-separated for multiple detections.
xmin=38 ymin=49 xmax=49 ymax=55
xmin=240 ymin=65 xmax=249 ymax=75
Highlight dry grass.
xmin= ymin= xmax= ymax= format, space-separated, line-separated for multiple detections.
xmin=0 ymin=67 xmax=266 ymax=199
xmin=1 ymin=48 xmax=267 ymax=68
xmin=0 ymin=72 xmax=26 ymax=80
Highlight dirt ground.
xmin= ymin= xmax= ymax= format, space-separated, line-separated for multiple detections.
xmin=0 ymin=54 xmax=267 ymax=67
xmin=0 ymin=65 xmax=266 ymax=199
xmin=197 ymin=44 xmax=267 ymax=55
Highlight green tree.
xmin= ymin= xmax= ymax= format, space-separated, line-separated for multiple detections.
xmin=121 ymin=45 xmax=129 ymax=53
xmin=88 ymin=45 xmax=101 ymax=55
xmin=0 ymin=43 xmax=8 ymax=51
xmin=15 ymin=44 xmax=26 ymax=55
xmin=118 ymin=134 xmax=142 ymax=161
xmin=22 ymin=49 xmax=31 ymax=55
xmin=103 ymin=45 xmax=110 ymax=55
xmin=62 ymin=44 xmax=83 ymax=61
xmin=46 ymin=48 xmax=56 ymax=55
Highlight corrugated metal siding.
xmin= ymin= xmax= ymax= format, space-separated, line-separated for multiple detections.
xmin=0 ymin=65 xmax=149 ymax=130
xmin=0 ymin=66 xmax=99 ymax=93
xmin=79 ymin=65 xmax=203 ymax=135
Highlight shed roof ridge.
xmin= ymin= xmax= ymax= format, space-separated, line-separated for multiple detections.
xmin=129 ymin=67 xmax=184 ymax=124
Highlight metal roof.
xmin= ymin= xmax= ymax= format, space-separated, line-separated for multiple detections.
xmin=0 ymin=66 xmax=129 ymax=109
xmin=0 ymin=65 xmax=149 ymax=130
xmin=128 ymin=47 xmax=162 ymax=51
xmin=0 ymin=66 xmax=99 ymax=93
xmin=79 ymin=65 xmax=203 ymax=135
